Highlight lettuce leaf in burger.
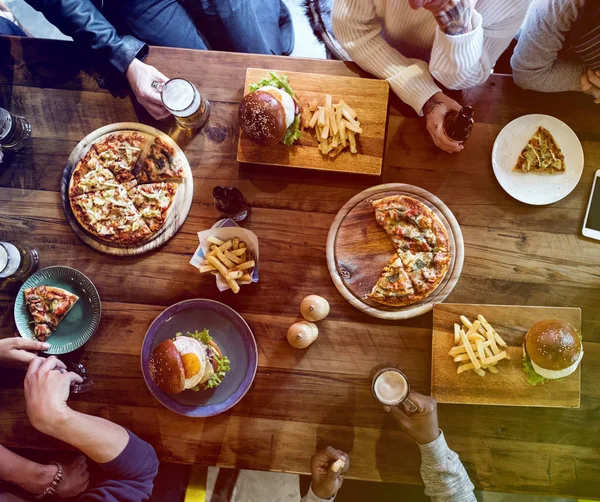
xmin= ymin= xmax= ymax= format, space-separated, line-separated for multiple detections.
xmin=239 ymin=72 xmax=302 ymax=146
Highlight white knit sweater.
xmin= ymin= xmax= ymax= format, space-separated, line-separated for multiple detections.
xmin=332 ymin=0 xmax=530 ymax=115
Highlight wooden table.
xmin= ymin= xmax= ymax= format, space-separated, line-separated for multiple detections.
xmin=1 ymin=36 xmax=599 ymax=500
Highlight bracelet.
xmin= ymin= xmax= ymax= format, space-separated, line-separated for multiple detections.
xmin=35 ymin=461 xmax=63 ymax=499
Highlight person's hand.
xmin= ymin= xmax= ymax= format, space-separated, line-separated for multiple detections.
xmin=384 ymin=391 xmax=441 ymax=445
xmin=581 ymin=69 xmax=600 ymax=104
xmin=422 ymin=92 xmax=464 ymax=153
xmin=0 ymin=336 xmax=49 ymax=367
xmin=55 ymin=456 xmax=90 ymax=498
xmin=125 ymin=58 xmax=171 ymax=120
xmin=409 ymin=0 xmax=476 ymax=35
xmin=24 ymin=356 xmax=82 ymax=435
xmin=310 ymin=446 xmax=350 ymax=499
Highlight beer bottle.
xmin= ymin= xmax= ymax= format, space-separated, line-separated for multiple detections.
xmin=213 ymin=186 xmax=249 ymax=223
xmin=0 ymin=108 xmax=32 ymax=151
xmin=444 ymin=106 xmax=475 ymax=143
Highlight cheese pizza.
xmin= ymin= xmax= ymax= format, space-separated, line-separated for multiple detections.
xmin=24 ymin=285 xmax=79 ymax=341
xmin=514 ymin=126 xmax=565 ymax=174
xmin=369 ymin=195 xmax=450 ymax=307
xmin=68 ymin=132 xmax=184 ymax=245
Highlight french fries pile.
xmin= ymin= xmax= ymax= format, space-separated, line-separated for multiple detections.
xmin=198 ymin=236 xmax=255 ymax=294
xmin=303 ymin=95 xmax=361 ymax=158
xmin=448 ymin=315 xmax=511 ymax=376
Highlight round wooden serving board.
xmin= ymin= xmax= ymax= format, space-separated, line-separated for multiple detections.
xmin=326 ymin=184 xmax=464 ymax=320
xmin=61 ymin=123 xmax=194 ymax=256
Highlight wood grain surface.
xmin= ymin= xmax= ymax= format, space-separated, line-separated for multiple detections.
xmin=236 ymin=68 xmax=389 ymax=175
xmin=1 ymin=37 xmax=600 ymax=499
xmin=61 ymin=122 xmax=193 ymax=255
xmin=431 ymin=303 xmax=581 ymax=408
xmin=326 ymin=184 xmax=464 ymax=319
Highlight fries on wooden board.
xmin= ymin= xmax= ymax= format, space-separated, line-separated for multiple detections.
xmin=198 ymin=236 xmax=254 ymax=294
xmin=449 ymin=314 xmax=510 ymax=376
xmin=303 ymin=95 xmax=361 ymax=158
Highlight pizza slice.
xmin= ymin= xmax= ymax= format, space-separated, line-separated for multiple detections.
xmin=24 ymin=285 xmax=79 ymax=341
xmin=127 ymin=182 xmax=178 ymax=232
xmin=514 ymin=126 xmax=565 ymax=173
xmin=397 ymin=250 xmax=450 ymax=298
xmin=70 ymin=186 xmax=152 ymax=244
xmin=69 ymin=161 xmax=120 ymax=197
xmin=368 ymin=255 xmax=416 ymax=306
xmin=93 ymin=132 xmax=147 ymax=185
xmin=136 ymin=137 xmax=185 ymax=183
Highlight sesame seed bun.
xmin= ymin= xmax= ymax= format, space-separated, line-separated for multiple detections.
xmin=148 ymin=339 xmax=185 ymax=394
xmin=238 ymin=89 xmax=288 ymax=146
xmin=524 ymin=320 xmax=582 ymax=379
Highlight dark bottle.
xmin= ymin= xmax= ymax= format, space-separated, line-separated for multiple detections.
xmin=213 ymin=186 xmax=249 ymax=222
xmin=444 ymin=105 xmax=475 ymax=142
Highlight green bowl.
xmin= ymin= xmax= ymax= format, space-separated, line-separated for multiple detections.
xmin=14 ymin=266 xmax=101 ymax=354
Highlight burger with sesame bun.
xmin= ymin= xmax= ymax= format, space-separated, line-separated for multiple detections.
xmin=522 ymin=320 xmax=583 ymax=386
xmin=148 ymin=329 xmax=230 ymax=394
xmin=238 ymin=72 xmax=302 ymax=146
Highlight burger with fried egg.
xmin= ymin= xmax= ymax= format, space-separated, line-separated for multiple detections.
xmin=238 ymin=72 xmax=302 ymax=146
xmin=522 ymin=320 xmax=583 ymax=385
xmin=149 ymin=329 xmax=230 ymax=394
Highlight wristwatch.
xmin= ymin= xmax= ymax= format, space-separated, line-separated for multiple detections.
xmin=35 ymin=462 xmax=63 ymax=499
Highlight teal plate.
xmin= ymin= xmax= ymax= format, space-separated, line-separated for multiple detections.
xmin=14 ymin=266 xmax=101 ymax=354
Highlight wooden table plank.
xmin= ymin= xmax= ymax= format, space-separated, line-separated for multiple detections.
xmin=1 ymin=37 xmax=600 ymax=499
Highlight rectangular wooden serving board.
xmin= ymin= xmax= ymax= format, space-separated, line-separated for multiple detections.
xmin=432 ymin=303 xmax=581 ymax=408
xmin=236 ymin=68 xmax=389 ymax=175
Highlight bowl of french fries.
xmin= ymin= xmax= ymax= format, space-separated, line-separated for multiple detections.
xmin=449 ymin=314 xmax=511 ymax=376
xmin=303 ymin=95 xmax=362 ymax=158
xmin=190 ymin=225 xmax=259 ymax=294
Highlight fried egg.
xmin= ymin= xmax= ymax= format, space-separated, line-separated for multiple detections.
xmin=260 ymin=85 xmax=295 ymax=129
xmin=173 ymin=337 xmax=207 ymax=389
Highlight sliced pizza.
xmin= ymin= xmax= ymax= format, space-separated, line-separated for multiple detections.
xmin=24 ymin=285 xmax=79 ymax=341
xmin=70 ymin=186 xmax=152 ymax=244
xmin=514 ymin=126 xmax=565 ymax=173
xmin=373 ymin=195 xmax=449 ymax=252
xmin=368 ymin=255 xmax=417 ymax=306
xmin=127 ymin=182 xmax=178 ymax=232
xmin=137 ymin=137 xmax=185 ymax=183
xmin=92 ymin=132 xmax=147 ymax=185
xmin=69 ymin=161 xmax=120 ymax=197
xmin=397 ymin=250 xmax=450 ymax=298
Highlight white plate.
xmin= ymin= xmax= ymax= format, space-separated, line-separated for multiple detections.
xmin=492 ymin=114 xmax=584 ymax=205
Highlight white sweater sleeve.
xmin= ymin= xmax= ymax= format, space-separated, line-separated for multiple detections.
xmin=332 ymin=0 xmax=441 ymax=116
xmin=510 ymin=0 xmax=584 ymax=92
xmin=430 ymin=0 xmax=530 ymax=90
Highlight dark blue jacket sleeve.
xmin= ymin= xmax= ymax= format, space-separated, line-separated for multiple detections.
xmin=77 ymin=430 xmax=159 ymax=502
xmin=25 ymin=0 xmax=147 ymax=73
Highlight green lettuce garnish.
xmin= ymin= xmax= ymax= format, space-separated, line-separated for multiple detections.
xmin=282 ymin=113 xmax=302 ymax=146
xmin=249 ymin=71 xmax=296 ymax=99
xmin=249 ymin=72 xmax=302 ymax=146
xmin=177 ymin=329 xmax=211 ymax=344
xmin=523 ymin=351 xmax=547 ymax=386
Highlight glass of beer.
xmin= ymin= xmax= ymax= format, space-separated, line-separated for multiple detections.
xmin=0 ymin=242 xmax=39 ymax=290
xmin=372 ymin=366 xmax=418 ymax=414
xmin=0 ymin=107 xmax=31 ymax=151
xmin=152 ymin=78 xmax=210 ymax=130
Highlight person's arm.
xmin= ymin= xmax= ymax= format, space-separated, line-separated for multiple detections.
xmin=511 ymin=0 xmax=585 ymax=92
xmin=301 ymin=447 xmax=350 ymax=502
xmin=0 ymin=444 xmax=61 ymax=496
xmin=24 ymin=356 xmax=159 ymax=502
xmin=331 ymin=0 xmax=441 ymax=116
xmin=386 ymin=392 xmax=476 ymax=502
xmin=25 ymin=0 xmax=144 ymax=74
xmin=428 ymin=0 xmax=529 ymax=89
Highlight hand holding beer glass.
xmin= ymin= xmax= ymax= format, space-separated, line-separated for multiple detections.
xmin=372 ymin=366 xmax=441 ymax=445
xmin=151 ymin=78 xmax=210 ymax=130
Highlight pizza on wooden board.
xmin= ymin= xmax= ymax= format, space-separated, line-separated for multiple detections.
xmin=68 ymin=132 xmax=185 ymax=245
xmin=368 ymin=195 xmax=450 ymax=307
xmin=24 ymin=285 xmax=79 ymax=341
xmin=514 ymin=126 xmax=565 ymax=174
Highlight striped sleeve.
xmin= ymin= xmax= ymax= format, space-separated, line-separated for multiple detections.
xmin=332 ymin=0 xmax=441 ymax=116
xmin=419 ymin=431 xmax=476 ymax=502
xmin=511 ymin=0 xmax=584 ymax=92
xmin=430 ymin=0 xmax=529 ymax=90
